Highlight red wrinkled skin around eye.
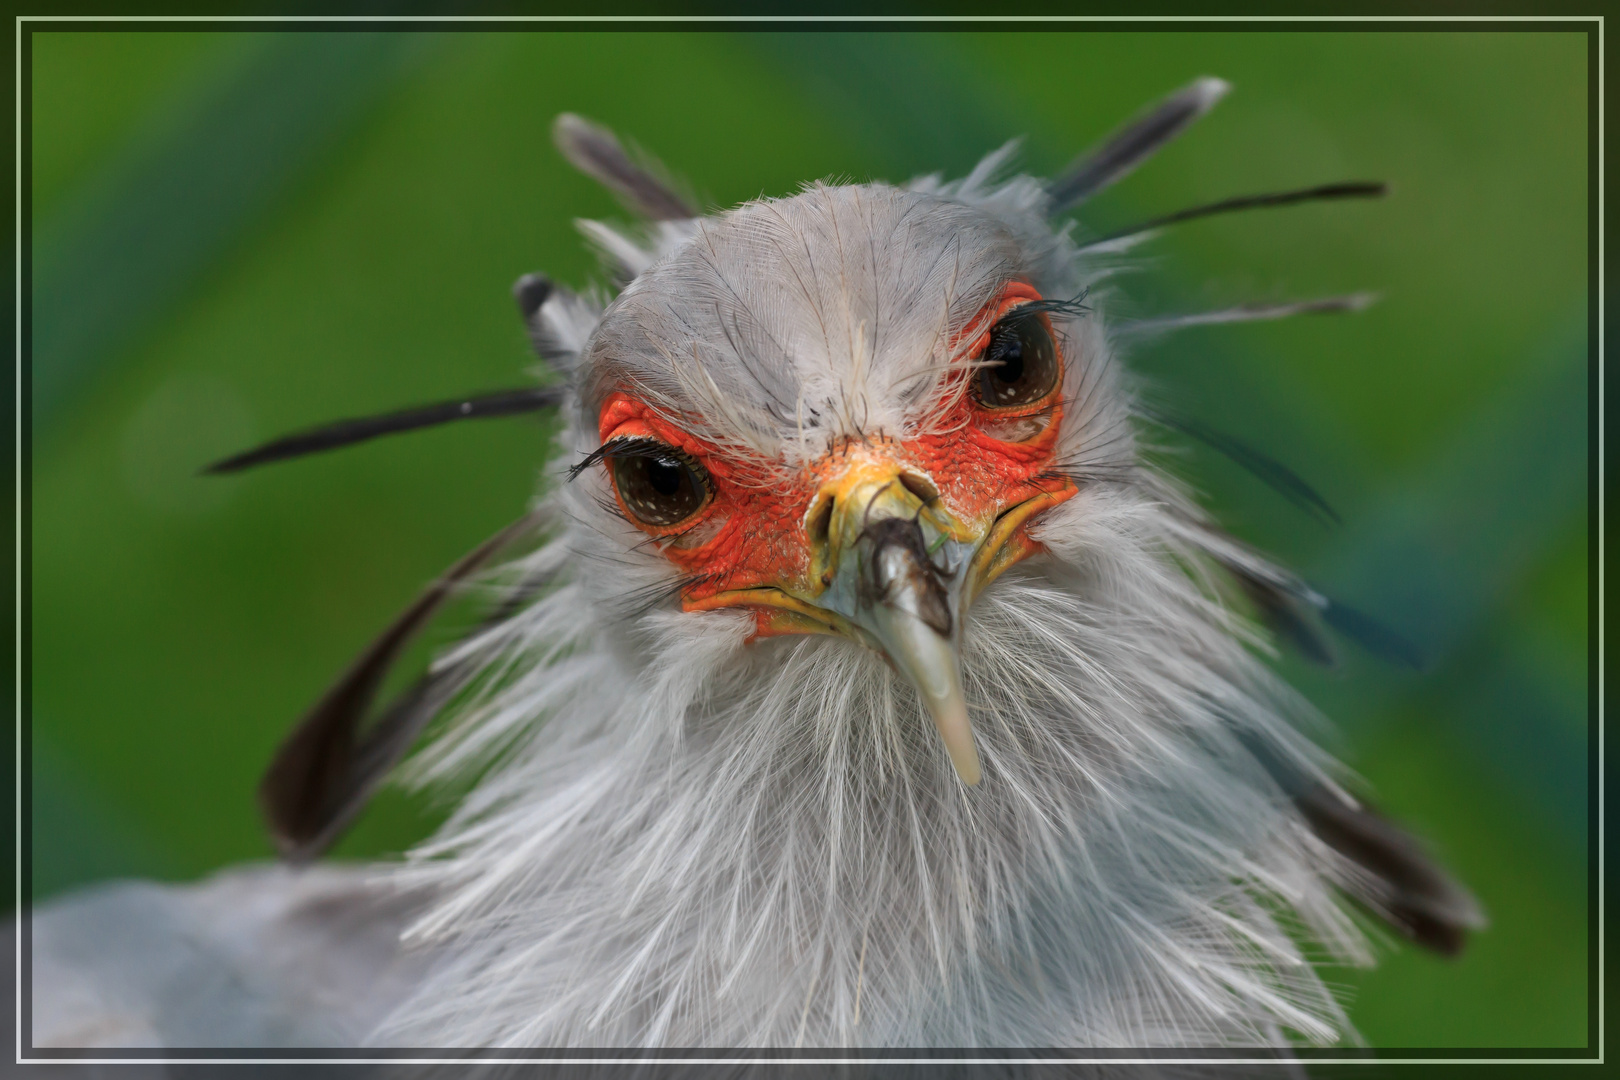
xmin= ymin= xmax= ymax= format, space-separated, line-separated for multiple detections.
xmin=595 ymin=282 xmax=1075 ymax=637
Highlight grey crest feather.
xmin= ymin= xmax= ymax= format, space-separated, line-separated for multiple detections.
xmin=553 ymin=112 xmax=697 ymax=221
xmin=514 ymin=270 xmax=605 ymax=372
xmin=1046 ymin=76 xmax=1229 ymax=211
xmin=1118 ymin=293 xmax=1380 ymax=339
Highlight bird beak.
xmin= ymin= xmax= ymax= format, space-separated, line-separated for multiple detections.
xmin=803 ymin=457 xmax=985 ymax=786
xmin=684 ymin=451 xmax=1076 ymax=786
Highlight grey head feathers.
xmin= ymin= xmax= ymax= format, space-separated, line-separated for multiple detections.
xmin=581 ymin=182 xmax=1064 ymax=463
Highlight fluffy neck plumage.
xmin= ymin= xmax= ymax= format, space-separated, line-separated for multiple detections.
xmin=376 ymin=486 xmax=1366 ymax=1049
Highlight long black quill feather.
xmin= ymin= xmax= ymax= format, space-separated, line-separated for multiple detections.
xmin=203 ymin=386 xmax=563 ymax=474
xmin=259 ymin=510 xmax=546 ymax=862
xmin=1150 ymin=410 xmax=1341 ymax=526
xmin=1080 ymin=181 xmax=1388 ymax=251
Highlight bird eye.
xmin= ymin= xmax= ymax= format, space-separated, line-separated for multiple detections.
xmin=975 ymin=307 xmax=1058 ymax=409
xmin=609 ymin=440 xmax=712 ymax=527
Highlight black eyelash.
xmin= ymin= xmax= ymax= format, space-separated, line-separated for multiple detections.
xmin=1000 ymin=289 xmax=1092 ymax=324
xmin=567 ymin=442 xmax=620 ymax=482
xmin=568 ymin=438 xmax=689 ymax=483
xmin=567 ymin=438 xmax=713 ymax=503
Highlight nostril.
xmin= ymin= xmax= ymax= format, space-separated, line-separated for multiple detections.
xmin=806 ymin=493 xmax=834 ymax=547
xmin=898 ymin=471 xmax=940 ymax=505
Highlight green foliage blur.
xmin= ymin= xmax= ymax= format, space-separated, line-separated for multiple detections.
xmin=28 ymin=29 xmax=1590 ymax=1049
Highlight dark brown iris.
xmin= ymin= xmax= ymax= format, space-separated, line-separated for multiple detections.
xmin=976 ymin=308 xmax=1058 ymax=409
xmin=610 ymin=441 xmax=711 ymax=526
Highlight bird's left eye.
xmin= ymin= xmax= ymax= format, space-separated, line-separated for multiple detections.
xmin=609 ymin=440 xmax=712 ymax=527
xmin=975 ymin=307 xmax=1059 ymax=409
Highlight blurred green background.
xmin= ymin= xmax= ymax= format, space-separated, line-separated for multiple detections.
xmin=27 ymin=30 xmax=1589 ymax=1049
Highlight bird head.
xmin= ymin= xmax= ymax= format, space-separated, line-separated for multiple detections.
xmin=565 ymin=186 xmax=1102 ymax=785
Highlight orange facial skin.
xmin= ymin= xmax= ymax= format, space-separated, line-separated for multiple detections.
xmin=595 ymin=283 xmax=1080 ymax=640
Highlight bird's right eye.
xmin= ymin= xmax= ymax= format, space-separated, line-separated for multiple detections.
xmin=609 ymin=440 xmax=712 ymax=527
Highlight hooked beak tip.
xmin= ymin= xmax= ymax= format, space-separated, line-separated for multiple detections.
xmin=933 ymin=696 xmax=982 ymax=786
xmin=868 ymin=602 xmax=982 ymax=787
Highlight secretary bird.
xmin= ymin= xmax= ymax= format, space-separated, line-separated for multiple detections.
xmin=30 ymin=78 xmax=1482 ymax=1051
